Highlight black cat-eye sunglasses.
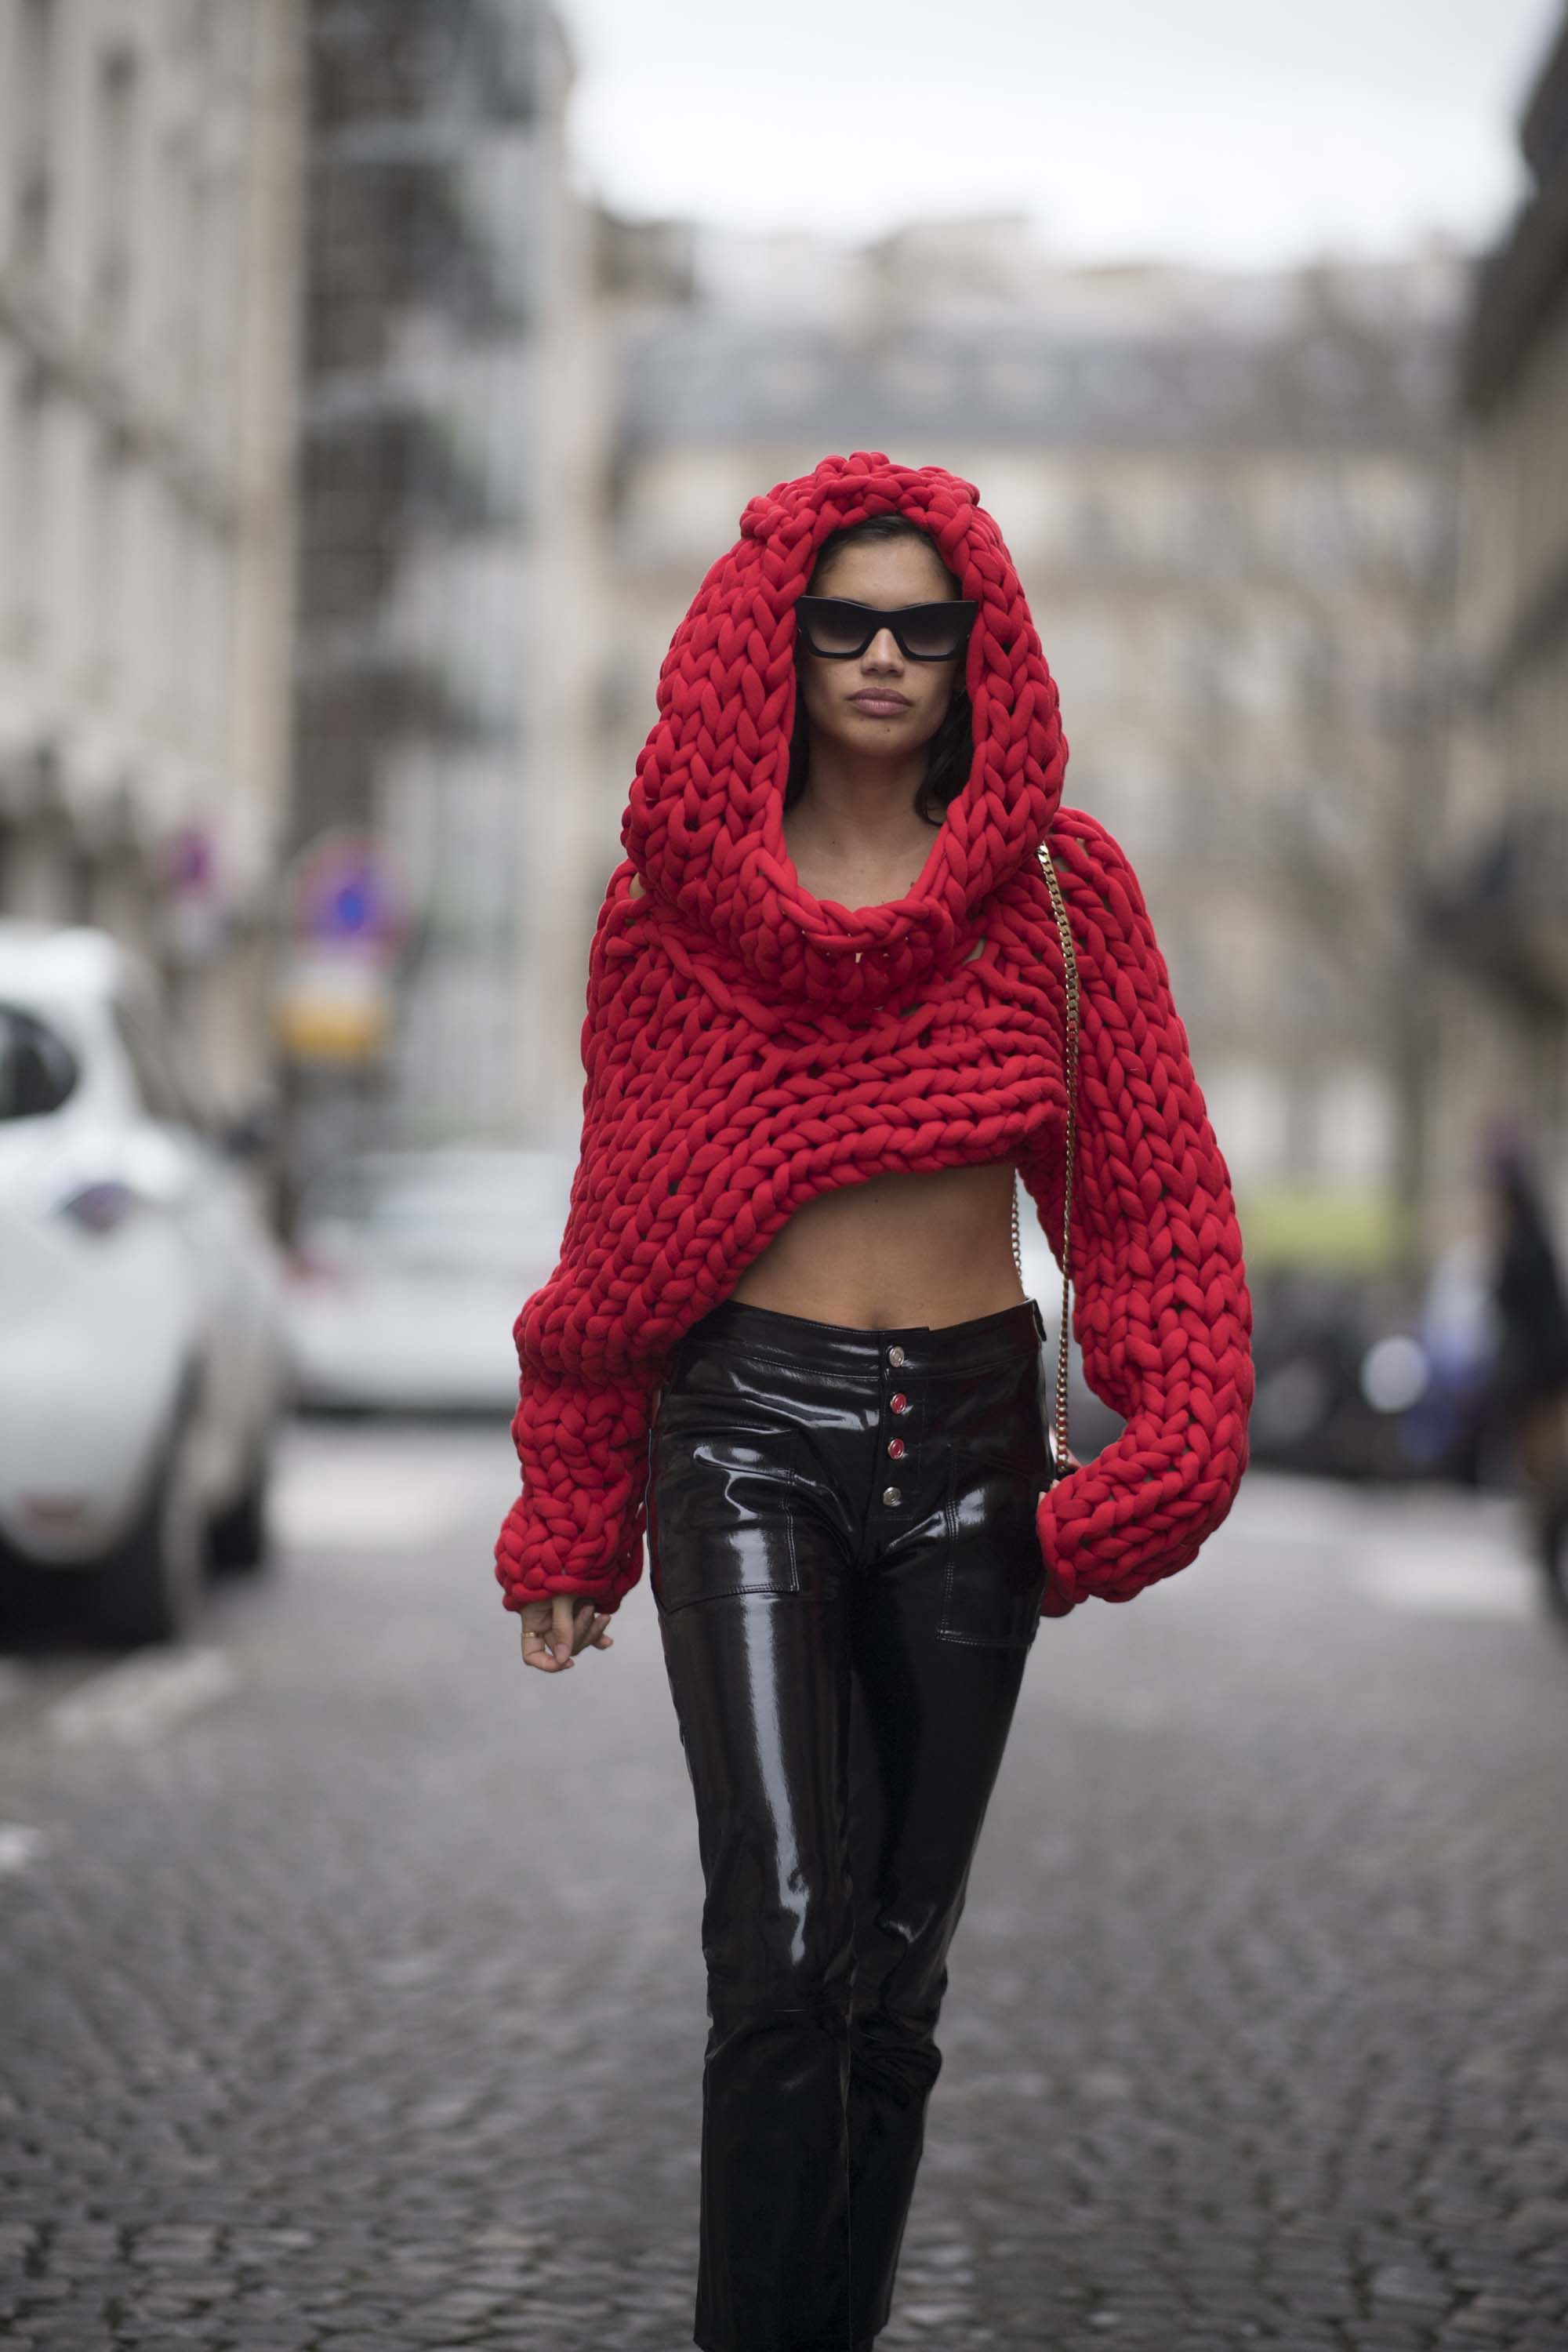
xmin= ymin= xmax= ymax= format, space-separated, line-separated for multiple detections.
xmin=795 ymin=595 xmax=978 ymax=663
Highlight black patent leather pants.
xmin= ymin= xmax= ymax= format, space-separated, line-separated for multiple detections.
xmin=646 ymin=1294 xmax=1054 ymax=2352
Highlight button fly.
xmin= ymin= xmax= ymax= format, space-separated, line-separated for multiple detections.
xmin=889 ymin=1392 xmax=909 ymax=1414
xmin=887 ymin=1437 xmax=906 ymax=1461
xmin=882 ymin=1484 xmax=902 ymax=1505
xmin=887 ymin=1345 xmax=905 ymax=1367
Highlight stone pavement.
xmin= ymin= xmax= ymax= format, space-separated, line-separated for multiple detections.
xmin=1 ymin=1420 xmax=1565 ymax=2351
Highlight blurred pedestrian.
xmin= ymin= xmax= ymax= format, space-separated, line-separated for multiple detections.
xmin=493 ymin=455 xmax=1254 ymax=2352
xmin=1481 ymin=1127 xmax=1568 ymax=1606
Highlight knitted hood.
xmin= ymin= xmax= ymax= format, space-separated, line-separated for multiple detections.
xmin=621 ymin=451 xmax=1067 ymax=1009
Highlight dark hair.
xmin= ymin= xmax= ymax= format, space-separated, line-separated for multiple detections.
xmin=784 ymin=514 xmax=974 ymax=826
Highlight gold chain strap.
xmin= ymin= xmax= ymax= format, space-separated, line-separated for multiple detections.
xmin=1009 ymin=838 xmax=1080 ymax=1479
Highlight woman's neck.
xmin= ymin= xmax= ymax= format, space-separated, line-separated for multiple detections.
xmin=786 ymin=753 xmax=939 ymax=903
xmin=797 ymin=732 xmax=927 ymax=824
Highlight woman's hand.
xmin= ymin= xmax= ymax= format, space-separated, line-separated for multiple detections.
xmin=520 ymin=1592 xmax=615 ymax=1672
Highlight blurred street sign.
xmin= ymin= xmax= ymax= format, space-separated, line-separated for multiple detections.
xmin=273 ymin=942 xmax=394 ymax=1065
xmin=287 ymin=829 xmax=411 ymax=961
xmin=274 ymin=829 xmax=412 ymax=1065
xmin=161 ymin=821 xmax=227 ymax=964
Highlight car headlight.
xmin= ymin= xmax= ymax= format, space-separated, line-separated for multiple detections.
xmin=53 ymin=1178 xmax=142 ymax=1235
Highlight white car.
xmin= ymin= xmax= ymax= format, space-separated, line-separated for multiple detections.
xmin=0 ymin=922 xmax=291 ymax=1645
xmin=284 ymin=1146 xmax=576 ymax=1414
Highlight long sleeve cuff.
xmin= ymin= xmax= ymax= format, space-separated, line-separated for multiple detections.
xmin=493 ymin=1369 xmax=657 ymax=1616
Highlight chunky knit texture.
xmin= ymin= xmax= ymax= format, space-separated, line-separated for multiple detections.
xmin=495 ymin=452 xmax=1253 ymax=1621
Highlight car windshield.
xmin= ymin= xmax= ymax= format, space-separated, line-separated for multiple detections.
xmin=296 ymin=1154 xmax=573 ymax=1272
xmin=0 ymin=1003 xmax=79 ymax=1120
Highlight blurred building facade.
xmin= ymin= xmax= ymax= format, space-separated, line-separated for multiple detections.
xmin=1440 ymin=9 xmax=1568 ymax=1236
xmin=594 ymin=223 xmax=1467 ymax=1276
xmin=0 ymin=0 xmax=306 ymax=1113
xmin=283 ymin=0 xmax=606 ymax=1192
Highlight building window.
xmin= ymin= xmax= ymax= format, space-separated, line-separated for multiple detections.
xmin=1200 ymin=1060 xmax=1289 ymax=1189
xmin=9 ymin=372 xmax=47 ymax=650
xmin=157 ymin=126 xmax=197 ymax=404
xmin=1187 ymin=481 xmax=1247 ymax=574
xmin=1283 ymin=1072 xmax=1323 ymax=1181
xmin=1073 ymin=492 xmax=1116 ymax=564
xmin=1318 ymin=1063 xmax=1392 ymax=1187
xmin=89 ymin=430 xmax=127 ymax=689
xmin=93 ymin=44 xmax=137 ymax=344
xmin=13 ymin=0 xmax=56 ymax=276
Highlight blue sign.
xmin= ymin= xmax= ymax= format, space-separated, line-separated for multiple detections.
xmin=289 ymin=830 xmax=410 ymax=957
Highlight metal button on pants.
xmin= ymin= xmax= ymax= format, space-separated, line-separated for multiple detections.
xmin=645 ymin=1294 xmax=1054 ymax=2352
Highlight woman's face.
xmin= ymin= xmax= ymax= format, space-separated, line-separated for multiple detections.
xmin=795 ymin=535 xmax=964 ymax=768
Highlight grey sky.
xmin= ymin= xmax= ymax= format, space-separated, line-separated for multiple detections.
xmin=556 ymin=0 xmax=1563 ymax=267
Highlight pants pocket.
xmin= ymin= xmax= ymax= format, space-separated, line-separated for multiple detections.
xmin=938 ymin=1444 xmax=1049 ymax=1650
xmin=648 ymin=1417 xmax=805 ymax=1614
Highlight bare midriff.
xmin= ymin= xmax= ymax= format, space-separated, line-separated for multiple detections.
xmin=727 ymin=1156 xmax=1026 ymax=1330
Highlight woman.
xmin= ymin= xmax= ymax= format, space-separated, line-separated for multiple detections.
xmin=495 ymin=452 xmax=1254 ymax=2352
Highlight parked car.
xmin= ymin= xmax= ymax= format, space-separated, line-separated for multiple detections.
xmin=0 ymin=922 xmax=292 ymax=1646
xmin=284 ymin=1145 xmax=576 ymax=1414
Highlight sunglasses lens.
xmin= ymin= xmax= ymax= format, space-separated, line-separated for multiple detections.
xmin=898 ymin=604 xmax=972 ymax=660
xmin=798 ymin=597 xmax=975 ymax=659
xmin=801 ymin=600 xmax=870 ymax=656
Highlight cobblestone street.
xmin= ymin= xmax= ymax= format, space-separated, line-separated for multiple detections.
xmin=2 ymin=1420 xmax=1566 ymax=2352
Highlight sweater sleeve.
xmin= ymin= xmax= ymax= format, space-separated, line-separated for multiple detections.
xmin=1020 ymin=814 xmax=1254 ymax=1615
xmin=492 ymin=867 xmax=662 ymax=1620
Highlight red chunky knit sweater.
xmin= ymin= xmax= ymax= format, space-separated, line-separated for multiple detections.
xmin=495 ymin=452 xmax=1254 ymax=1621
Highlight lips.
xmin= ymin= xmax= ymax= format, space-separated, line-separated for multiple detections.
xmin=849 ymin=691 xmax=910 ymax=713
